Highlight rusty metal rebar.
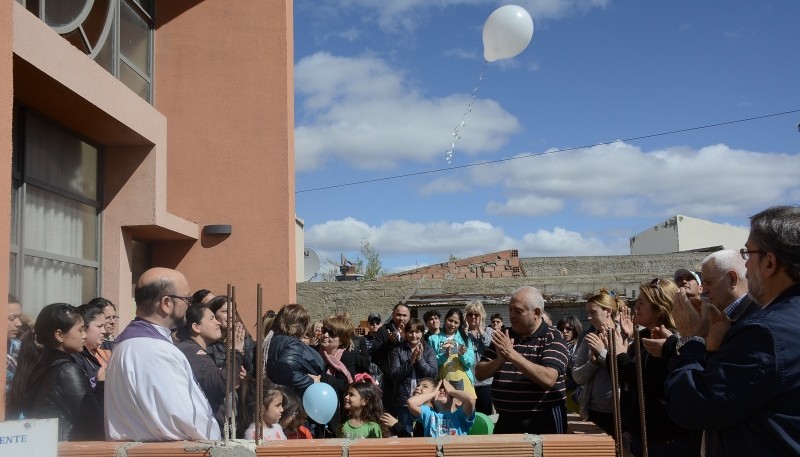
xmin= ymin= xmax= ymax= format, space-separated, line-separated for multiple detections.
xmin=608 ymin=328 xmax=623 ymax=457
xmin=634 ymin=330 xmax=649 ymax=457
xmin=255 ymin=283 xmax=264 ymax=444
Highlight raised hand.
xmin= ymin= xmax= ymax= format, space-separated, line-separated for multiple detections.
xmin=492 ymin=329 xmax=516 ymax=360
xmin=641 ymin=325 xmax=671 ymax=357
xmin=410 ymin=343 xmax=422 ymax=363
xmin=380 ymin=413 xmax=398 ymax=427
xmin=619 ymin=305 xmax=634 ymax=340
xmin=234 ymin=321 xmax=245 ymax=352
xmin=585 ymin=332 xmax=606 ymax=356
xmin=673 ymin=288 xmax=710 ymax=338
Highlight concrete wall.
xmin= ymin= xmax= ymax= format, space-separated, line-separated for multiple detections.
xmin=297 ymin=252 xmax=708 ymax=324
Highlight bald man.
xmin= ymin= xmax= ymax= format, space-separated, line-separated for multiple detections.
xmin=476 ymin=286 xmax=569 ymax=434
xmin=105 ymin=268 xmax=220 ymax=441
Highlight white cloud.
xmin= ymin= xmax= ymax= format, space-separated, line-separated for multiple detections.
xmin=486 ymin=195 xmax=563 ymax=216
xmin=306 ymin=217 xmax=373 ymax=250
xmin=337 ymin=28 xmax=361 ymax=42
xmin=516 ymin=0 xmax=612 ymax=20
xmin=519 ymin=227 xmax=616 ymax=256
xmin=444 ymin=47 xmax=479 ymax=60
xmin=417 ymin=176 xmax=470 ymax=196
xmin=295 ymin=52 xmax=520 ymax=171
xmin=426 ymin=141 xmax=800 ymax=220
xmin=319 ymin=0 xmax=612 ymax=34
xmin=306 ymin=217 xmax=621 ymax=265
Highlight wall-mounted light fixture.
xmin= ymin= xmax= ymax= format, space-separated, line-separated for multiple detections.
xmin=203 ymin=224 xmax=232 ymax=236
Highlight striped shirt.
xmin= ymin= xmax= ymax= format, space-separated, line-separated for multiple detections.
xmin=482 ymin=323 xmax=569 ymax=413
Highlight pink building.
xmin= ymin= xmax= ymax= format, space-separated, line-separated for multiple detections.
xmin=1 ymin=0 xmax=297 ymax=415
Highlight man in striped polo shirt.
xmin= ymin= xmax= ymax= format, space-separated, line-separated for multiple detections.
xmin=476 ymin=286 xmax=569 ymax=434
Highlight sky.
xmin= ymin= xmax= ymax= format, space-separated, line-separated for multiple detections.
xmin=293 ymin=0 xmax=800 ymax=278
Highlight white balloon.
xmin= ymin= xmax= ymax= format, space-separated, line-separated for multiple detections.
xmin=482 ymin=5 xmax=534 ymax=62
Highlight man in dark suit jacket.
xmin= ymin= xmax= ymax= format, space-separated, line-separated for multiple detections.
xmin=665 ymin=206 xmax=800 ymax=456
xmin=369 ymin=303 xmax=410 ymax=411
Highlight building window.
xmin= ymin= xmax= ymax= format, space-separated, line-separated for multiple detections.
xmin=20 ymin=0 xmax=154 ymax=103
xmin=10 ymin=108 xmax=101 ymax=317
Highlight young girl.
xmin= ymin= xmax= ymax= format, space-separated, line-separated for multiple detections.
xmin=427 ymin=308 xmax=476 ymax=397
xmin=279 ymin=387 xmax=312 ymax=439
xmin=244 ymin=387 xmax=287 ymax=440
xmin=339 ymin=381 xmax=385 ymax=439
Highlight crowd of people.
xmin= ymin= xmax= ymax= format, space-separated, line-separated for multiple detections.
xmin=3 ymin=205 xmax=800 ymax=456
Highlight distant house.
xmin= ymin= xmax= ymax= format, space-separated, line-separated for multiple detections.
xmin=629 ymin=215 xmax=748 ymax=255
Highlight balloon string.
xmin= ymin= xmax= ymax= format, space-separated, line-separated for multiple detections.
xmin=445 ymin=62 xmax=487 ymax=164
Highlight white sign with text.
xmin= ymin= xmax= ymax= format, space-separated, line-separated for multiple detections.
xmin=0 ymin=418 xmax=57 ymax=457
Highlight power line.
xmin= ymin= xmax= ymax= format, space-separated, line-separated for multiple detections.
xmin=295 ymin=108 xmax=800 ymax=194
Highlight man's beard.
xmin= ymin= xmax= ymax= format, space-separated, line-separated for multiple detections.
xmin=170 ymin=313 xmax=187 ymax=330
xmin=747 ymin=271 xmax=764 ymax=306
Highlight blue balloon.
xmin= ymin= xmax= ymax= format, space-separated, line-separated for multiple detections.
xmin=303 ymin=382 xmax=337 ymax=425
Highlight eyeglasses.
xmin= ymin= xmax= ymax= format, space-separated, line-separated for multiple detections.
xmin=368 ymin=321 xmax=381 ymax=326
xmin=320 ymin=327 xmax=338 ymax=337
xmin=168 ymin=295 xmax=192 ymax=306
xmin=740 ymin=248 xmax=764 ymax=260
xmin=466 ymin=313 xmax=480 ymax=318
xmin=562 ymin=326 xmax=573 ymax=331
xmin=650 ymin=277 xmax=660 ymax=287
xmin=106 ymin=315 xmax=119 ymax=321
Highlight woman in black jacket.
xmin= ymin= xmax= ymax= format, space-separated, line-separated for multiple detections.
xmin=176 ymin=305 xmax=244 ymax=433
xmin=7 ymin=303 xmax=105 ymax=441
xmin=206 ymin=296 xmax=256 ymax=376
xmin=614 ymin=279 xmax=701 ymax=457
xmin=266 ymin=304 xmax=325 ymax=393
xmin=71 ymin=303 xmax=112 ymax=389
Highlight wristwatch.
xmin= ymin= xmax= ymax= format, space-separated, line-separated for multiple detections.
xmin=675 ymin=336 xmax=705 ymax=355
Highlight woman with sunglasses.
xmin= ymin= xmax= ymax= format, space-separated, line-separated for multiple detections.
xmin=612 ymin=278 xmax=701 ymax=456
xmin=556 ymin=315 xmax=583 ymax=413
xmin=310 ymin=313 xmax=358 ymax=437
xmin=464 ymin=301 xmax=493 ymax=415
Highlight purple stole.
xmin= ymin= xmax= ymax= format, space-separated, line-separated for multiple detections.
xmin=115 ymin=318 xmax=172 ymax=344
